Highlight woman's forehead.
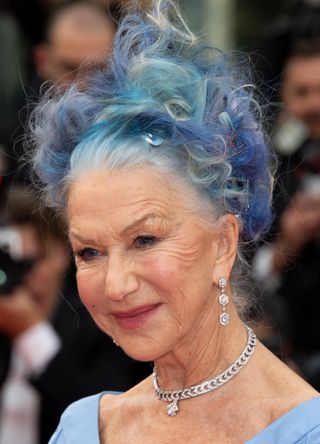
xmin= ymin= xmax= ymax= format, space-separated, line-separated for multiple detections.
xmin=66 ymin=167 xmax=191 ymax=227
xmin=68 ymin=167 xmax=178 ymax=203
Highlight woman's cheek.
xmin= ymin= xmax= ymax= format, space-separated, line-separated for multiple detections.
xmin=143 ymin=253 xmax=182 ymax=288
xmin=76 ymin=268 xmax=103 ymax=310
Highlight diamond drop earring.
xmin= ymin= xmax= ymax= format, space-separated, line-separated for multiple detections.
xmin=218 ymin=277 xmax=230 ymax=326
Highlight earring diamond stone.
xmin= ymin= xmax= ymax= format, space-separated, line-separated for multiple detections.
xmin=218 ymin=277 xmax=227 ymax=288
xmin=219 ymin=294 xmax=229 ymax=306
xmin=220 ymin=312 xmax=230 ymax=326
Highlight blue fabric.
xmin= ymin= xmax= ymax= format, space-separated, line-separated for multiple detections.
xmin=247 ymin=396 xmax=320 ymax=443
xmin=49 ymin=393 xmax=320 ymax=443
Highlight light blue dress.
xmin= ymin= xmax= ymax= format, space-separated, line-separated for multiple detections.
xmin=49 ymin=393 xmax=320 ymax=443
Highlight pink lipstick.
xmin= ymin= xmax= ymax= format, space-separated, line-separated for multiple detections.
xmin=111 ymin=303 xmax=161 ymax=329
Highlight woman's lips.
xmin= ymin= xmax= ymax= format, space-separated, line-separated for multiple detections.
xmin=111 ymin=303 xmax=161 ymax=329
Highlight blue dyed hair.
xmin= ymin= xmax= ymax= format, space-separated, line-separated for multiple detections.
xmin=29 ymin=0 xmax=273 ymax=242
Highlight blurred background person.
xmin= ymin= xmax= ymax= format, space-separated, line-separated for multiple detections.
xmin=0 ymin=0 xmax=117 ymax=183
xmin=0 ymin=185 xmax=150 ymax=444
xmin=32 ymin=0 xmax=116 ymax=89
xmin=252 ymin=4 xmax=320 ymax=387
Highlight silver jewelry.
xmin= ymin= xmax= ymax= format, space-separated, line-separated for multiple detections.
xmin=152 ymin=325 xmax=256 ymax=417
xmin=218 ymin=277 xmax=230 ymax=326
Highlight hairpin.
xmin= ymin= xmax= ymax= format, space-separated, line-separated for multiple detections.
xmin=140 ymin=132 xmax=164 ymax=147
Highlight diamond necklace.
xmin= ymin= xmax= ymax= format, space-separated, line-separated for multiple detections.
xmin=152 ymin=325 xmax=257 ymax=417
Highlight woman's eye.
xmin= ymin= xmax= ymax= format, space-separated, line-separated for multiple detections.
xmin=134 ymin=235 xmax=157 ymax=248
xmin=76 ymin=248 xmax=100 ymax=262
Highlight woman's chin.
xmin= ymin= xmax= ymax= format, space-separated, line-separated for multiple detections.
xmin=120 ymin=340 xmax=167 ymax=363
xmin=122 ymin=348 xmax=160 ymax=363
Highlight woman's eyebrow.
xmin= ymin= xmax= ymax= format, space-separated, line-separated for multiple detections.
xmin=68 ymin=231 xmax=100 ymax=246
xmin=68 ymin=214 xmax=165 ymax=242
xmin=122 ymin=213 xmax=164 ymax=234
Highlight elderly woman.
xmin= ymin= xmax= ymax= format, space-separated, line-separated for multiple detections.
xmin=29 ymin=1 xmax=319 ymax=442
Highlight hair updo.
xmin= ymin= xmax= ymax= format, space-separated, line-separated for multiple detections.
xmin=29 ymin=0 xmax=273 ymax=243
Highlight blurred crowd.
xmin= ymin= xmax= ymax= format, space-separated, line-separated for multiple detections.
xmin=0 ymin=0 xmax=319 ymax=443
xmin=251 ymin=0 xmax=320 ymax=382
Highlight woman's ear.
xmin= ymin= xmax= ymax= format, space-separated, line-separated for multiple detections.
xmin=212 ymin=214 xmax=239 ymax=284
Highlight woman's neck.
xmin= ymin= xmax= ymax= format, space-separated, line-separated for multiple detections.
xmin=154 ymin=306 xmax=247 ymax=391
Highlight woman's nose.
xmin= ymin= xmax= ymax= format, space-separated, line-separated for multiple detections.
xmin=104 ymin=253 xmax=139 ymax=301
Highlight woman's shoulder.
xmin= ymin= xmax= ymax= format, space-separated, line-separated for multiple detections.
xmin=99 ymin=377 xmax=151 ymax=419
xmin=49 ymin=391 xmax=121 ymax=444
xmin=242 ymin=342 xmax=320 ymax=442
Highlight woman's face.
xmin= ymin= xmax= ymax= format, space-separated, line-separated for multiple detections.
xmin=67 ymin=167 xmax=236 ymax=361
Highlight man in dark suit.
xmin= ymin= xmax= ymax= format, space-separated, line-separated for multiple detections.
xmin=0 ymin=186 xmax=150 ymax=444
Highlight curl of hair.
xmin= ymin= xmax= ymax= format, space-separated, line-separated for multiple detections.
xmin=28 ymin=0 xmax=274 ymax=243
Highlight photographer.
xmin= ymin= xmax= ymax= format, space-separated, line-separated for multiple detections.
xmin=253 ymin=35 xmax=320 ymax=385
xmin=0 ymin=186 xmax=149 ymax=444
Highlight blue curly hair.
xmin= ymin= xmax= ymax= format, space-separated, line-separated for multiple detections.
xmin=29 ymin=0 xmax=273 ymax=242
